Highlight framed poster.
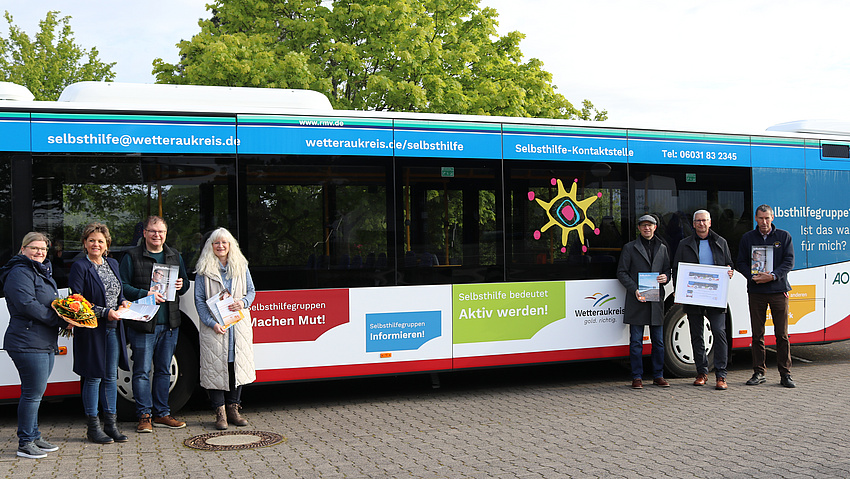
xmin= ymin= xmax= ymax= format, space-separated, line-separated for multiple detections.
xmin=674 ymin=262 xmax=731 ymax=309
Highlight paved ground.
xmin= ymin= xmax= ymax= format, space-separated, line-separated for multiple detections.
xmin=1 ymin=342 xmax=849 ymax=478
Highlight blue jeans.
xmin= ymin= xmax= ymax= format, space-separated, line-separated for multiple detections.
xmin=81 ymin=327 xmax=119 ymax=416
xmin=688 ymin=308 xmax=728 ymax=378
xmin=629 ymin=324 xmax=664 ymax=379
xmin=127 ymin=324 xmax=179 ymax=418
xmin=8 ymin=350 xmax=55 ymax=447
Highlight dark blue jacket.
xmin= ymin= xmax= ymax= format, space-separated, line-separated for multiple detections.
xmin=1 ymin=255 xmax=61 ymax=353
xmin=69 ymin=257 xmax=130 ymax=377
xmin=735 ymin=224 xmax=794 ymax=294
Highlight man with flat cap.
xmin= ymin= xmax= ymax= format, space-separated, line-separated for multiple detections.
xmin=617 ymin=214 xmax=671 ymax=389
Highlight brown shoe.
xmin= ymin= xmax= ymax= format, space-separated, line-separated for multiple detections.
xmin=693 ymin=373 xmax=708 ymax=386
xmin=226 ymin=403 xmax=248 ymax=427
xmin=653 ymin=377 xmax=670 ymax=387
xmin=715 ymin=377 xmax=728 ymax=390
xmin=214 ymin=405 xmax=228 ymax=430
xmin=153 ymin=415 xmax=186 ymax=429
xmin=631 ymin=378 xmax=643 ymax=389
xmin=136 ymin=414 xmax=153 ymax=433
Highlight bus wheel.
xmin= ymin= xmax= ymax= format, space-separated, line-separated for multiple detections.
xmin=663 ymin=304 xmax=714 ymax=378
xmin=116 ymin=333 xmax=199 ymax=421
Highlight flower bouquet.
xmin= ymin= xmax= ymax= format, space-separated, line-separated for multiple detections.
xmin=52 ymin=293 xmax=97 ymax=337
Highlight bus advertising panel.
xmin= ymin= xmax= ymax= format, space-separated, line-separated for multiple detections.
xmin=502 ymin=125 xmax=630 ymax=163
xmin=251 ymin=285 xmax=453 ymax=381
xmin=237 ymin=115 xmax=395 ymax=156
xmin=625 ymin=131 xmax=751 ymax=166
xmin=392 ymin=120 xmax=502 ymax=159
xmin=30 ymin=113 xmax=238 ymax=154
xmin=452 ymin=280 xmax=628 ymax=366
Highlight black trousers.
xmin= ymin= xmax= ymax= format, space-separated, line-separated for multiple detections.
xmin=207 ymin=361 xmax=243 ymax=408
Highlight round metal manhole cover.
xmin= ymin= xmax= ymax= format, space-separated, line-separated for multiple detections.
xmin=184 ymin=430 xmax=285 ymax=451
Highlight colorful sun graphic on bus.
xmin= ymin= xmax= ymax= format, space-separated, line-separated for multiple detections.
xmin=529 ymin=178 xmax=601 ymax=253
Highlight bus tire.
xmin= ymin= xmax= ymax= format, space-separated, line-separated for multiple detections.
xmin=116 ymin=331 xmax=200 ymax=421
xmin=663 ymin=304 xmax=715 ymax=378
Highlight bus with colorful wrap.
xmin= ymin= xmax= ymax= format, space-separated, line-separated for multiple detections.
xmin=0 ymin=81 xmax=848 ymax=413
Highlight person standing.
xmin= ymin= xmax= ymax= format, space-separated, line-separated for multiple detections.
xmin=193 ymin=228 xmax=256 ymax=430
xmin=119 ymin=216 xmax=190 ymax=432
xmin=0 ymin=233 xmax=63 ymax=458
xmin=69 ymin=223 xmax=131 ymax=444
xmin=736 ymin=205 xmax=796 ymax=388
xmin=672 ymin=210 xmax=735 ymax=390
xmin=617 ymin=214 xmax=671 ymax=389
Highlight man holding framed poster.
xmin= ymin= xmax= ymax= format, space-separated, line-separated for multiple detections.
xmin=617 ymin=214 xmax=671 ymax=389
xmin=736 ymin=204 xmax=795 ymax=388
xmin=672 ymin=210 xmax=734 ymax=390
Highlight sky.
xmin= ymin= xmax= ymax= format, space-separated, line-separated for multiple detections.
xmin=3 ymin=1 xmax=850 ymax=134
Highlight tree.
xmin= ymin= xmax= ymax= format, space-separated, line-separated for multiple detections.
xmin=153 ymin=0 xmax=606 ymax=120
xmin=0 ymin=11 xmax=115 ymax=101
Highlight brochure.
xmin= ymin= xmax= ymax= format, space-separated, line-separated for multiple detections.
xmin=117 ymin=296 xmax=160 ymax=322
xmin=750 ymin=245 xmax=773 ymax=275
xmin=674 ymin=262 xmax=731 ymax=309
xmin=151 ymin=263 xmax=179 ymax=301
xmin=637 ymin=272 xmax=661 ymax=302
xmin=205 ymin=289 xmax=246 ymax=330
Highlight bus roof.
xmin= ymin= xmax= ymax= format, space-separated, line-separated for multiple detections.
xmin=0 ymin=82 xmax=35 ymax=101
xmin=767 ymin=119 xmax=850 ymax=137
xmin=57 ymin=81 xmax=333 ymax=111
xmin=1 ymin=81 xmax=845 ymax=141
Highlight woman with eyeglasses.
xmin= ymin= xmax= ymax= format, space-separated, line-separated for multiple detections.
xmin=0 ymin=233 xmax=63 ymax=459
xmin=69 ymin=223 xmax=131 ymax=444
xmin=193 ymin=227 xmax=256 ymax=430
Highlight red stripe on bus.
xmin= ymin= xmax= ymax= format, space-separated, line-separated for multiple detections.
xmin=453 ymin=345 xmax=629 ymax=369
xmin=255 ymin=358 xmax=453 ymax=382
xmin=0 ymin=381 xmax=80 ymax=401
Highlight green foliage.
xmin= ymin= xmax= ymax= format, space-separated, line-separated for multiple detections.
xmin=0 ymin=11 xmax=115 ymax=101
xmin=154 ymin=0 xmax=606 ymax=120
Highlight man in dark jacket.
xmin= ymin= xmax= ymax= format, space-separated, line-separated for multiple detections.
xmin=617 ymin=214 xmax=671 ymax=389
xmin=672 ymin=210 xmax=735 ymax=390
xmin=736 ymin=205 xmax=795 ymax=388
xmin=119 ymin=216 xmax=190 ymax=432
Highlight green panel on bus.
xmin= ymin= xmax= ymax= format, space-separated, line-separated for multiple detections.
xmin=453 ymin=281 xmax=566 ymax=343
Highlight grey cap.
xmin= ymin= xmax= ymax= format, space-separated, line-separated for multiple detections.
xmin=637 ymin=214 xmax=657 ymax=225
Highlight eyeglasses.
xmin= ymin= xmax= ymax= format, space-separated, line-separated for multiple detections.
xmin=145 ymin=229 xmax=167 ymax=235
xmin=26 ymin=246 xmax=48 ymax=252
xmin=693 ymin=219 xmax=709 ymax=223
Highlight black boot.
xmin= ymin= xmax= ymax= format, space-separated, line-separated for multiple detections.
xmin=86 ymin=415 xmax=114 ymax=444
xmin=102 ymin=413 xmax=128 ymax=443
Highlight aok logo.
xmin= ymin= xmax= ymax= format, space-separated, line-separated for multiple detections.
xmin=529 ymin=178 xmax=601 ymax=253
xmin=832 ymin=272 xmax=850 ymax=284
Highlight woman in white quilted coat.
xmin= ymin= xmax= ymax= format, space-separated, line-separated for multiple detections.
xmin=193 ymin=228 xmax=256 ymax=430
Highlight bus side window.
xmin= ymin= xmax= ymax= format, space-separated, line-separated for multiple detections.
xmin=241 ymin=156 xmax=392 ymax=290
xmin=396 ymin=159 xmax=502 ymax=286
xmin=505 ymin=161 xmax=628 ymax=282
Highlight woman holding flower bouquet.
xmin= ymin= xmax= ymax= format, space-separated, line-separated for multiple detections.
xmin=0 ymin=232 xmax=63 ymax=459
xmin=194 ymin=227 xmax=255 ymax=430
xmin=69 ymin=223 xmax=131 ymax=444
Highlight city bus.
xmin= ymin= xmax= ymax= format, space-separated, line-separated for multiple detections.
xmin=1 ymin=81 xmax=849 ymax=414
